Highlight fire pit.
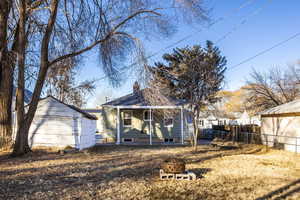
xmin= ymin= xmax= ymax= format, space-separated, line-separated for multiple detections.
xmin=161 ymin=158 xmax=186 ymax=174
xmin=160 ymin=158 xmax=196 ymax=180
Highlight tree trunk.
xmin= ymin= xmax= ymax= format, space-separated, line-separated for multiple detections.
xmin=192 ymin=116 xmax=199 ymax=151
xmin=12 ymin=0 xmax=30 ymax=156
xmin=0 ymin=0 xmax=13 ymax=148
xmin=0 ymin=63 xmax=13 ymax=147
xmin=12 ymin=0 xmax=59 ymax=156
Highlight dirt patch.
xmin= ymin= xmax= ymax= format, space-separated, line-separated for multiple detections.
xmin=0 ymin=144 xmax=299 ymax=200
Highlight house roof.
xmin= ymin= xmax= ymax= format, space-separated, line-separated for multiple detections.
xmin=240 ymin=110 xmax=249 ymax=119
xmin=83 ymin=109 xmax=102 ymax=113
xmin=198 ymin=110 xmax=236 ymax=119
xmin=260 ymin=99 xmax=300 ymax=116
xmin=102 ymin=88 xmax=184 ymax=108
xmin=41 ymin=96 xmax=97 ymax=120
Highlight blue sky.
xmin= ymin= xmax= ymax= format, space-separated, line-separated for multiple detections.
xmin=80 ymin=0 xmax=300 ymax=107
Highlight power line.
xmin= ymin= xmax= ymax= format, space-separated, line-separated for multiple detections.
xmin=228 ymin=32 xmax=300 ymax=71
xmin=215 ymin=0 xmax=272 ymax=44
xmin=93 ymin=0 xmax=257 ymax=83
xmin=143 ymin=0 xmax=258 ymax=61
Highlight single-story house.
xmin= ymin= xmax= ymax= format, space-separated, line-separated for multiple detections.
xmin=235 ymin=111 xmax=261 ymax=126
xmin=260 ymin=99 xmax=300 ymax=153
xmin=198 ymin=112 xmax=231 ymax=129
xmin=86 ymin=86 xmax=190 ymax=144
xmin=28 ymin=96 xmax=97 ymax=149
xmin=197 ymin=110 xmax=261 ymax=133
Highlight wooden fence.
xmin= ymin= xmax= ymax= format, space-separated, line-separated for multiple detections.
xmin=212 ymin=125 xmax=261 ymax=143
xmin=203 ymin=129 xmax=261 ymax=144
xmin=212 ymin=125 xmax=261 ymax=134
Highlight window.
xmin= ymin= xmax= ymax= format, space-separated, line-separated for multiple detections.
xmin=144 ymin=110 xmax=150 ymax=121
xmin=218 ymin=120 xmax=227 ymax=125
xmin=123 ymin=111 xmax=132 ymax=127
xmin=199 ymin=120 xmax=204 ymax=126
xmin=164 ymin=138 xmax=174 ymax=143
xmin=164 ymin=118 xmax=173 ymax=127
xmin=123 ymin=138 xmax=133 ymax=142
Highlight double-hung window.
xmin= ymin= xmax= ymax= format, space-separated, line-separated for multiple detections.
xmin=123 ymin=111 xmax=132 ymax=127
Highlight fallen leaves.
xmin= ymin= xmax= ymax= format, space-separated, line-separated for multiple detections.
xmin=0 ymin=144 xmax=299 ymax=200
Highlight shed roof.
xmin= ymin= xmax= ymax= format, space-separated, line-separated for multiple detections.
xmin=198 ymin=110 xmax=236 ymax=119
xmin=41 ymin=96 xmax=97 ymax=120
xmin=260 ymin=99 xmax=300 ymax=116
xmin=83 ymin=109 xmax=102 ymax=113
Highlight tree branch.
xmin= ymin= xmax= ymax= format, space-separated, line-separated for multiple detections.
xmin=26 ymin=0 xmax=59 ymax=122
xmin=48 ymin=9 xmax=161 ymax=67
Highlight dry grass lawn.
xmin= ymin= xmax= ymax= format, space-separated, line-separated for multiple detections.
xmin=0 ymin=143 xmax=299 ymax=200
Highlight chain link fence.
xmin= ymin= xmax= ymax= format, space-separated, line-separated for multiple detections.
xmin=200 ymin=125 xmax=300 ymax=153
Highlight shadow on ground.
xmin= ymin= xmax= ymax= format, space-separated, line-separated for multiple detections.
xmin=256 ymin=179 xmax=300 ymax=200
xmin=0 ymin=144 xmax=265 ymax=199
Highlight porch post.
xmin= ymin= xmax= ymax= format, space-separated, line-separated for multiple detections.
xmin=181 ymin=107 xmax=184 ymax=144
xmin=116 ymin=106 xmax=120 ymax=145
xmin=149 ymin=108 xmax=152 ymax=145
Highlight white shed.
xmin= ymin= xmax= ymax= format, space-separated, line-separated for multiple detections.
xmin=260 ymin=99 xmax=300 ymax=153
xmin=28 ymin=96 xmax=97 ymax=150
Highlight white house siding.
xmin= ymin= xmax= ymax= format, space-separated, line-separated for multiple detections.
xmin=79 ymin=117 xmax=96 ymax=149
xmin=29 ymin=116 xmax=76 ymax=147
xmin=82 ymin=110 xmax=109 ymax=143
xmin=261 ymin=116 xmax=300 ymax=153
xmin=98 ymin=108 xmax=117 ymax=142
xmin=28 ymin=97 xmax=96 ymax=149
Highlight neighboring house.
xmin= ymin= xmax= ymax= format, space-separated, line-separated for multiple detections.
xmin=196 ymin=110 xmax=261 ymax=132
xmin=197 ymin=111 xmax=232 ymax=129
xmin=27 ymin=96 xmax=97 ymax=149
xmin=240 ymin=111 xmax=251 ymax=124
xmin=260 ymin=99 xmax=300 ymax=153
xmin=235 ymin=111 xmax=261 ymax=125
xmin=86 ymin=87 xmax=189 ymax=144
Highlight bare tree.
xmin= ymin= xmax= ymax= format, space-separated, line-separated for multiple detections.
xmin=246 ymin=65 xmax=300 ymax=113
xmin=2 ymin=0 xmax=208 ymax=155
xmin=149 ymin=41 xmax=226 ymax=151
xmin=0 ymin=0 xmax=16 ymax=148
xmin=45 ymin=58 xmax=95 ymax=107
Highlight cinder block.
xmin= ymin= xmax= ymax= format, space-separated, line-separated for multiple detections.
xmin=187 ymin=171 xmax=197 ymax=180
xmin=160 ymin=169 xmax=197 ymax=181
xmin=160 ymin=169 xmax=175 ymax=180
xmin=175 ymin=174 xmax=190 ymax=180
